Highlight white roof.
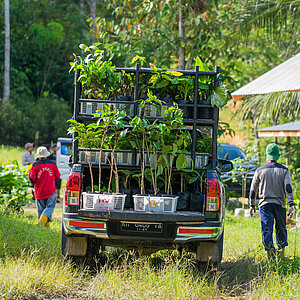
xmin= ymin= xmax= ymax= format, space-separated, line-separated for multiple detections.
xmin=258 ymin=121 xmax=300 ymax=137
xmin=232 ymin=53 xmax=300 ymax=100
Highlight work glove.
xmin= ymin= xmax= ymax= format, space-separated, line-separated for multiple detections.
xmin=250 ymin=206 xmax=256 ymax=217
xmin=287 ymin=205 xmax=295 ymax=218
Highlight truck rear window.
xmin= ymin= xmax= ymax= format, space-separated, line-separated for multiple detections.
xmin=61 ymin=143 xmax=72 ymax=155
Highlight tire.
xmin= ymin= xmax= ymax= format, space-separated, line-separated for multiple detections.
xmin=216 ymin=230 xmax=224 ymax=262
xmin=61 ymin=223 xmax=68 ymax=255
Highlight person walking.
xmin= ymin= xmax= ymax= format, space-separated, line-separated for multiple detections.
xmin=249 ymin=143 xmax=295 ymax=259
xmin=29 ymin=146 xmax=61 ymax=227
xmin=21 ymin=142 xmax=35 ymax=166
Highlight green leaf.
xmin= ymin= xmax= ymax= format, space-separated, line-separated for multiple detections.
xmin=79 ymin=44 xmax=89 ymax=52
xmin=176 ymin=154 xmax=187 ymax=170
xmin=189 ymin=176 xmax=198 ymax=184
xmin=208 ymin=85 xmax=228 ymax=107
xmin=165 ymin=70 xmax=183 ymax=77
xmin=67 ymin=119 xmax=78 ymax=124
xmin=195 ymin=56 xmax=210 ymax=71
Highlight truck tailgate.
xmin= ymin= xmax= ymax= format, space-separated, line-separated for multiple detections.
xmin=78 ymin=209 xmax=205 ymax=223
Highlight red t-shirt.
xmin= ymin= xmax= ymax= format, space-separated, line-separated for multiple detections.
xmin=29 ymin=159 xmax=61 ymax=200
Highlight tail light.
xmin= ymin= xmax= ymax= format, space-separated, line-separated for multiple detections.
xmin=206 ymin=179 xmax=221 ymax=212
xmin=65 ymin=173 xmax=81 ymax=206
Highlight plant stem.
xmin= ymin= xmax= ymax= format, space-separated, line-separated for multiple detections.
xmin=98 ymin=129 xmax=107 ymax=192
xmin=145 ymin=140 xmax=156 ymax=194
xmin=180 ymin=173 xmax=183 ymax=193
xmin=81 ymin=133 xmax=93 ymax=193
xmin=141 ymin=136 xmax=145 ymax=194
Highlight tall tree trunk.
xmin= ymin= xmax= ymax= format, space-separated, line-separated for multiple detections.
xmin=79 ymin=0 xmax=86 ymax=57
xmin=4 ymin=0 xmax=10 ymax=105
xmin=90 ymin=0 xmax=97 ymax=43
xmin=178 ymin=0 xmax=185 ymax=69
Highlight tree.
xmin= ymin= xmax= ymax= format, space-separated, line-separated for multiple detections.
xmin=93 ymin=1 xmax=227 ymax=69
xmin=4 ymin=0 xmax=10 ymax=104
xmin=233 ymin=0 xmax=300 ymax=127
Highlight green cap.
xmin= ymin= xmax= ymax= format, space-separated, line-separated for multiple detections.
xmin=266 ymin=143 xmax=280 ymax=161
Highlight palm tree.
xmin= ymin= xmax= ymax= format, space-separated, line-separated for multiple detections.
xmin=235 ymin=92 xmax=300 ymax=126
xmin=238 ymin=0 xmax=300 ymax=33
xmin=234 ymin=1 xmax=300 ymax=126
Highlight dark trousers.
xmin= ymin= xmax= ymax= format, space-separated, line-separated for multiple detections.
xmin=260 ymin=203 xmax=288 ymax=251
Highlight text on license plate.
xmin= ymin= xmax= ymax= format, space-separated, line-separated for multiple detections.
xmin=121 ymin=222 xmax=163 ymax=233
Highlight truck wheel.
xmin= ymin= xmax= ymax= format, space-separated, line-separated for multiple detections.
xmin=61 ymin=224 xmax=102 ymax=269
xmin=196 ymin=231 xmax=224 ymax=271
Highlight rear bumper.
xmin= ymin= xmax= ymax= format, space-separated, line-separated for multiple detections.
xmin=63 ymin=210 xmax=223 ymax=244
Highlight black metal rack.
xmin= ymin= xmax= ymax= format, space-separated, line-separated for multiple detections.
xmin=72 ymin=64 xmax=220 ymax=170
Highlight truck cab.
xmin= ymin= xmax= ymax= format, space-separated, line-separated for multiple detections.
xmin=56 ymin=137 xmax=72 ymax=180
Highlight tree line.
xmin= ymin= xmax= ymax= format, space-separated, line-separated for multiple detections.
xmin=0 ymin=0 xmax=299 ymax=146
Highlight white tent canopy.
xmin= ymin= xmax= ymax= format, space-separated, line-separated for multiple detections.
xmin=232 ymin=53 xmax=300 ymax=101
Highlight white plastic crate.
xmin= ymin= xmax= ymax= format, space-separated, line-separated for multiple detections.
xmin=82 ymin=192 xmax=126 ymax=211
xmin=116 ymin=152 xmax=133 ymax=165
xmin=80 ymin=102 xmax=134 ymax=116
xmin=186 ymin=153 xmax=209 ymax=169
xmin=138 ymin=104 xmax=170 ymax=118
xmin=79 ymin=150 xmax=107 ymax=164
xmin=136 ymin=152 xmax=173 ymax=167
xmin=136 ymin=152 xmax=158 ymax=167
xmin=133 ymin=195 xmax=178 ymax=212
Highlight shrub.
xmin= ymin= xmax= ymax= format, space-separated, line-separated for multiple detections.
xmin=0 ymin=160 xmax=31 ymax=214
xmin=0 ymin=93 xmax=72 ymax=146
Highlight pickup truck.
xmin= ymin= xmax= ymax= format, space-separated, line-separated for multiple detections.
xmin=61 ymin=64 xmax=233 ymax=267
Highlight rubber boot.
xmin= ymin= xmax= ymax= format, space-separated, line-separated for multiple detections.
xmin=45 ymin=222 xmax=50 ymax=228
xmin=267 ymin=249 xmax=276 ymax=261
xmin=38 ymin=214 xmax=48 ymax=227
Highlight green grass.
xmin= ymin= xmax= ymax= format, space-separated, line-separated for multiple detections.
xmin=0 ymin=146 xmax=299 ymax=299
xmin=0 ymin=145 xmax=25 ymax=166
xmin=0 ymin=210 xmax=299 ymax=299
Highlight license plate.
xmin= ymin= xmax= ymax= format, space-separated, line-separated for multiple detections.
xmin=121 ymin=222 xmax=163 ymax=233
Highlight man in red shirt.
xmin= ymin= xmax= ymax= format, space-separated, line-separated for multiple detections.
xmin=29 ymin=146 xmax=61 ymax=227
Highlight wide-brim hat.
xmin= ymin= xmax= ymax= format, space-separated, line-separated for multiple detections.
xmin=266 ymin=143 xmax=280 ymax=161
xmin=36 ymin=146 xmax=50 ymax=159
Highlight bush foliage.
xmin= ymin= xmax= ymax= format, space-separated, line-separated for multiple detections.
xmin=0 ymin=94 xmax=71 ymax=146
xmin=0 ymin=160 xmax=31 ymax=214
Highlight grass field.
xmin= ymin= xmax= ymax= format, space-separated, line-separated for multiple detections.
xmin=0 ymin=207 xmax=299 ymax=299
xmin=0 ymin=145 xmax=25 ymax=166
xmin=0 ymin=146 xmax=299 ymax=299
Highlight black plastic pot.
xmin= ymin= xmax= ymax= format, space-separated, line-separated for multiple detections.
xmin=198 ymin=107 xmax=213 ymax=119
xmin=120 ymin=188 xmax=133 ymax=208
xmin=145 ymin=189 xmax=155 ymax=195
xmin=116 ymin=95 xmax=133 ymax=101
xmin=177 ymin=192 xmax=190 ymax=211
xmin=190 ymin=193 xmax=204 ymax=211
xmin=131 ymin=188 xmax=140 ymax=196
xmin=183 ymin=106 xmax=194 ymax=119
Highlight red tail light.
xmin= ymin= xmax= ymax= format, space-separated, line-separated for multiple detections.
xmin=65 ymin=173 xmax=81 ymax=206
xmin=206 ymin=179 xmax=221 ymax=212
